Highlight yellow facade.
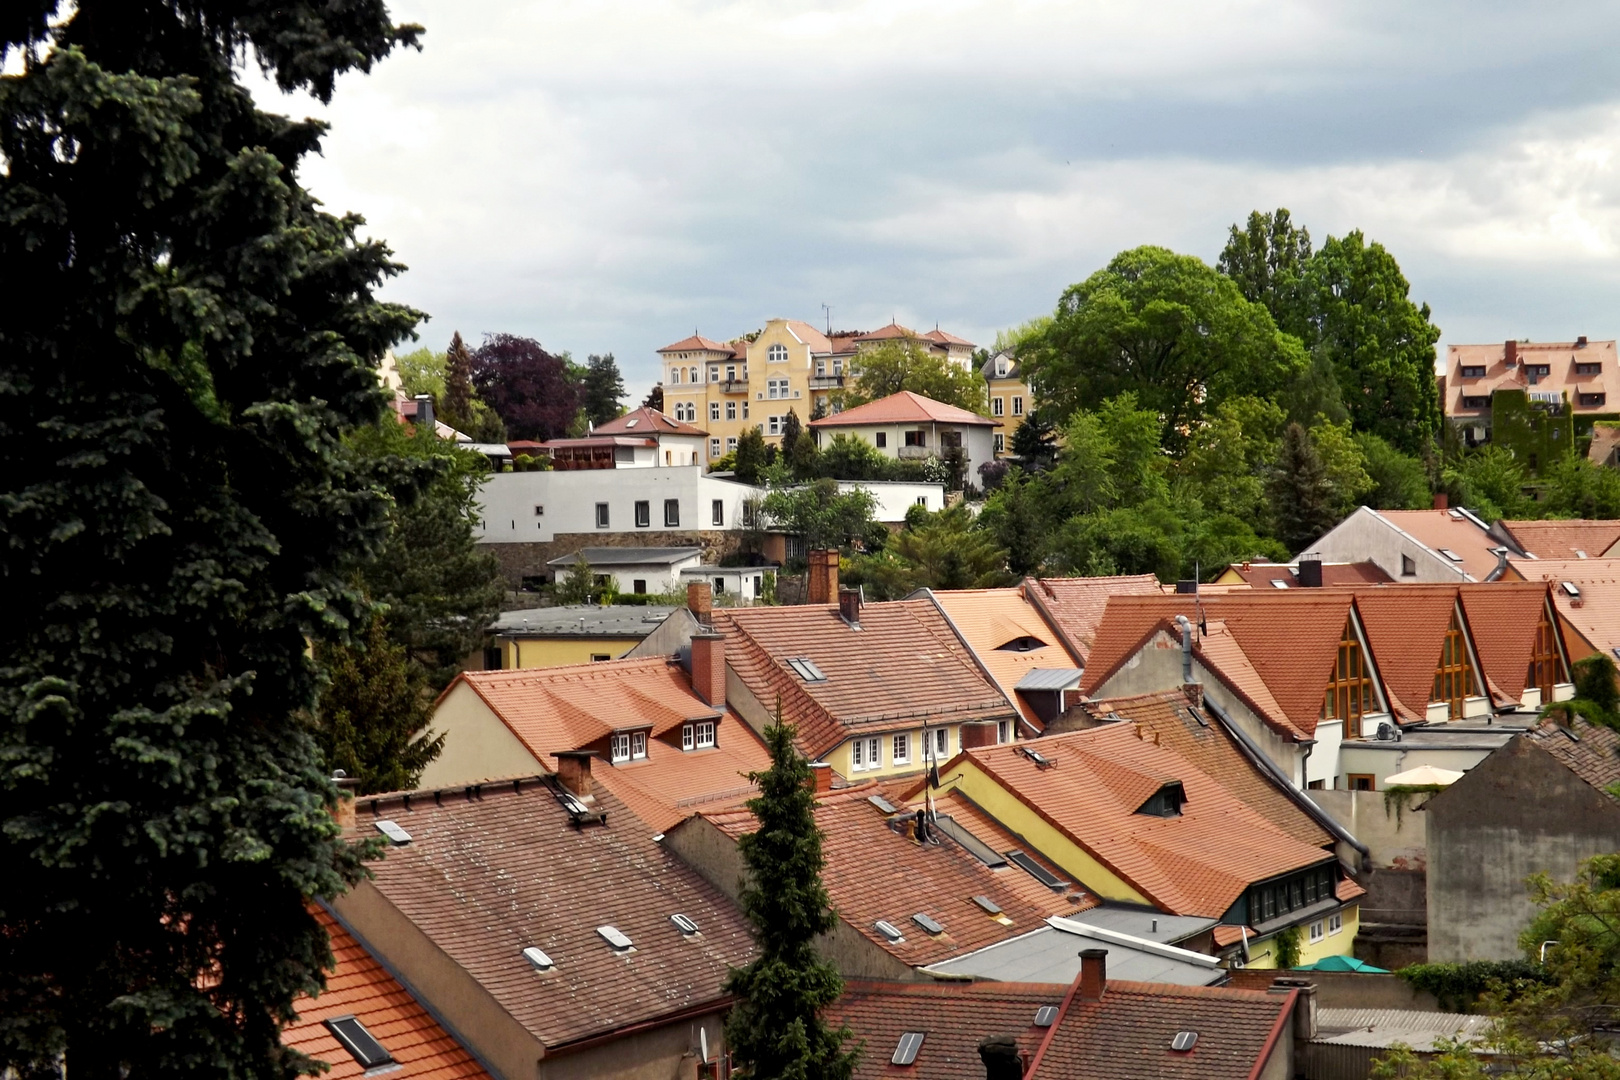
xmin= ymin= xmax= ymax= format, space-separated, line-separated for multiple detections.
xmin=985 ymin=374 xmax=1031 ymax=458
xmin=1240 ymin=904 xmax=1360 ymax=970
xmin=499 ymin=637 xmax=637 ymax=669
xmin=825 ymin=723 xmax=971 ymax=782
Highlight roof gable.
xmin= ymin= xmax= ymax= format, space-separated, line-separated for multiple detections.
xmin=1023 ymin=575 xmax=1164 ymax=663
xmin=1458 ymin=582 xmax=1560 ymax=700
xmin=657 ymin=334 xmax=732 ymax=354
xmin=1350 ymin=587 xmax=1471 ymax=720
xmin=929 ymin=587 xmax=1083 ymax=726
xmin=1507 ymin=557 xmax=1620 ymax=654
xmin=1374 ymin=509 xmax=1502 ymax=580
xmin=1524 ymin=718 xmax=1620 ymax=795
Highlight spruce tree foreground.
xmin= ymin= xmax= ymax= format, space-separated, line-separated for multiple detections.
xmin=0 ymin=3 xmax=423 ymax=1077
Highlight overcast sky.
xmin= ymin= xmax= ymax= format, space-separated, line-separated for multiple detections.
xmin=265 ymin=1 xmax=1620 ymax=401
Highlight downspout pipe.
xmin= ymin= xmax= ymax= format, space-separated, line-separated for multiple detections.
xmin=1174 ymin=614 xmax=1194 ymax=686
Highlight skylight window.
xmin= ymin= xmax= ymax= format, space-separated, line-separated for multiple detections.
xmin=1270 ymin=579 xmax=1289 ymax=588
xmin=1447 ymin=509 xmax=1464 ymax=519
xmin=911 ymin=912 xmax=944 ymax=934
xmin=522 ymin=946 xmax=555 ymax=971
xmin=786 ymin=657 xmax=827 ymax=682
xmin=1004 ymin=850 xmax=1070 ymax=891
xmin=671 ymin=913 xmax=700 ymax=936
xmin=1034 ymin=1006 xmax=1059 ymax=1027
xmin=867 ymin=794 xmax=898 ymax=814
xmin=374 ymin=820 xmax=411 ymax=845
xmin=625 ymin=417 xmax=639 ymax=428
xmin=873 ymin=920 xmax=905 ymax=943
xmin=1561 ymin=581 xmax=1581 ymax=597
xmin=597 ymin=925 xmax=634 ymax=951
xmin=1440 ymin=549 xmax=1464 ymax=562
xmin=1171 ymin=1031 xmax=1199 ymax=1052
xmin=972 ymin=895 xmax=1003 ymax=915
xmin=892 ymin=1032 xmax=925 ymax=1066
xmin=323 ymin=1016 xmax=394 ymax=1070
xmin=1018 ymin=746 xmax=1053 ymax=768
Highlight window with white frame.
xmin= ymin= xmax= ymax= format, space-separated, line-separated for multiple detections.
xmin=851 ymin=736 xmax=882 ymax=771
xmin=833 ymin=358 xmax=843 ymax=375
xmin=742 ymin=401 xmax=749 ymax=419
xmin=710 ymin=438 xmax=721 ymax=458
xmin=726 ymin=401 xmax=737 ymax=420
xmin=671 ymin=367 xmax=682 ymax=384
xmin=610 ymin=732 xmax=631 ymax=762
xmin=930 ymin=727 xmax=949 ymax=759
xmin=997 ymin=720 xmax=1011 ymax=744
xmin=726 ymin=364 xmax=736 ymax=381
xmin=767 ymin=378 xmax=790 ymax=399
xmin=634 ymin=500 xmax=650 ymax=528
xmin=595 ymin=503 xmax=609 ymax=528
xmin=994 ymin=433 xmax=1005 ymax=453
xmin=892 ymin=733 xmax=910 ymax=765
xmin=664 ymin=499 xmax=680 ymax=527
xmin=768 ymin=343 xmax=788 ymax=363
xmin=995 ymin=358 xmax=1009 ymax=377
xmin=726 ymin=436 xmax=738 ymax=451
xmin=688 ymin=367 xmax=698 ymax=383
xmin=767 ymin=415 xmax=783 ymax=436
xmin=632 ymin=731 xmax=647 ymax=759
xmin=1328 ymin=912 xmax=1343 ymax=935
xmin=694 ymin=720 xmax=715 ymax=748
xmin=710 ymin=366 xmax=720 ymax=381
xmin=710 ymin=401 xmax=720 ymax=421
xmin=1309 ymin=920 xmax=1324 ymax=943
xmin=992 ymin=397 xmax=1004 ymax=416
xmin=1012 ymin=396 xmax=1024 ymax=416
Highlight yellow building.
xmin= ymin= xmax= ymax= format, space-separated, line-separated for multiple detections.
xmin=659 ymin=319 xmax=978 ymax=465
xmin=483 ymin=604 xmax=685 ymax=670
xmin=980 ymin=349 xmax=1032 ymax=458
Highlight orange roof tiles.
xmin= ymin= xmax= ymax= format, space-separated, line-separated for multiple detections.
xmin=930 ymin=587 xmax=1083 ymax=726
xmin=922 ymin=327 xmax=976 ymax=348
xmin=1457 ymin=581 xmax=1562 ymax=701
xmin=657 ymin=334 xmax=732 ymax=354
xmin=781 ymin=319 xmax=834 ymax=352
xmin=806 ymin=390 xmax=997 ymax=428
xmin=852 ymin=321 xmax=923 ymax=343
xmin=592 ymin=405 xmax=707 ymax=437
xmin=285 ymin=909 xmax=493 ymax=1080
xmin=703 ymin=782 xmax=1089 ymax=968
xmin=1348 ymin=587 xmax=1466 ymax=721
xmin=1376 ymin=510 xmax=1503 ymax=581
xmin=833 ymin=981 xmax=1064 ymax=1080
xmin=712 ymin=600 xmax=1016 ymax=759
xmin=1226 ymin=560 xmax=1392 ymax=588
xmin=944 ymin=725 xmax=1336 ymax=918
xmin=1022 ymin=574 xmax=1164 ymax=663
xmin=1508 ymin=557 xmax=1620 ymax=658
xmin=1444 ymin=339 xmax=1620 ymax=420
xmin=352 ymin=780 xmax=756 ymax=1051
xmin=1498 ymin=519 xmax=1620 ymax=560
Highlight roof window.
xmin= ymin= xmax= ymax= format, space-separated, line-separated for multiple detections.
xmin=374 ymin=820 xmax=412 ymax=845
xmin=323 ymin=1016 xmax=394 ymax=1070
xmin=1447 ymin=509 xmax=1464 ymax=519
xmin=1440 ymin=548 xmax=1464 ymax=562
xmin=1034 ymin=1005 xmax=1059 ymax=1027
xmin=1269 ymin=579 xmax=1289 ymax=589
xmin=671 ymin=913 xmax=700 ymax=936
xmin=868 ymin=794 xmax=899 ymax=814
xmin=996 ymin=635 xmax=1047 ymax=652
xmin=1561 ymin=581 xmax=1581 ymax=597
xmin=625 ymin=417 xmax=639 ymax=428
xmin=972 ymin=895 xmax=1003 ymax=915
xmin=522 ymin=946 xmax=555 ymax=971
xmin=1171 ymin=1031 xmax=1199 ymax=1052
xmin=786 ymin=657 xmax=827 ymax=682
xmin=874 ymin=920 xmax=906 ymax=943
xmin=597 ymin=925 xmax=634 ymax=952
xmin=1004 ymin=849 xmax=1070 ymax=891
xmin=892 ymin=1032 xmax=925 ymax=1066
xmin=1136 ymin=781 xmax=1187 ymax=818
xmin=1018 ymin=746 xmax=1053 ymax=768
xmin=911 ymin=912 xmax=944 ymax=935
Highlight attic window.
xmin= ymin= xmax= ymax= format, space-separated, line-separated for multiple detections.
xmin=1135 ymin=781 xmax=1187 ymax=818
xmin=996 ymin=635 xmax=1047 ymax=652
xmin=323 ymin=1017 xmax=394 ymax=1070
xmin=1561 ymin=581 xmax=1581 ymax=598
xmin=786 ymin=657 xmax=827 ymax=682
xmin=912 ymin=912 xmax=944 ymax=935
xmin=671 ymin=913 xmax=700 ymax=936
xmin=1034 ymin=1006 xmax=1059 ymax=1027
xmin=892 ymin=1032 xmax=926 ymax=1067
xmin=1018 ymin=746 xmax=1053 ymax=768
xmin=1004 ymin=850 xmax=1070 ymax=891
xmin=1460 ymin=365 xmax=1486 ymax=377
xmin=1171 ymin=1031 xmax=1199 ymax=1052
xmin=522 ymin=946 xmax=555 ymax=971
xmin=374 ymin=820 xmax=412 ymax=845
xmin=1440 ymin=548 xmax=1464 ymax=562
xmin=874 ymin=920 xmax=905 ymax=943
xmin=597 ymin=925 xmax=634 ymax=952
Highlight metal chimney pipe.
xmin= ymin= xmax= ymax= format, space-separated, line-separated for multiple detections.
xmin=1175 ymin=614 xmax=1194 ymax=686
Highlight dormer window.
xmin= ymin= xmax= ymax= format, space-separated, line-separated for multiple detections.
xmin=1135 ymin=781 xmax=1186 ymax=818
xmin=611 ymin=730 xmax=649 ymax=763
xmin=1529 ymin=603 xmax=1561 ymax=700
xmin=681 ymin=721 xmax=716 ymax=751
xmin=995 ymin=358 xmax=1009 ymax=377
xmin=996 ymin=635 xmax=1047 ymax=653
xmin=1577 ymin=361 xmax=1603 ymax=376
xmin=1460 ymin=365 xmax=1486 ymax=377
xmin=1324 ymin=620 xmax=1374 ymax=723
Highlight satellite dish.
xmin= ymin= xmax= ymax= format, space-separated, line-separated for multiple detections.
xmin=700 ymin=1028 xmax=710 ymax=1064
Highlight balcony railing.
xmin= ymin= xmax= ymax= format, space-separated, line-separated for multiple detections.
xmin=898 ymin=445 xmax=932 ymax=459
xmin=720 ymin=379 xmax=747 ymax=394
xmin=808 ymin=375 xmax=845 ymax=390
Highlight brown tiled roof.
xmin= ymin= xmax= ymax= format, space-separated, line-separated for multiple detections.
xmin=1030 ymin=974 xmax=1293 ymax=1079
xmin=1508 ymin=557 xmax=1620 ymax=658
xmin=833 ymin=981 xmax=1064 ymax=1080
xmin=852 ymin=321 xmax=922 ymax=343
xmin=1525 ymin=718 xmax=1620 ymax=796
xmin=1080 ymin=593 xmax=1362 ymax=740
xmin=1022 ymin=575 xmax=1164 ymax=663
xmin=782 ymin=319 xmax=834 ymax=352
xmin=1499 ymin=519 xmax=1620 ymax=560
xmin=1227 ymin=560 xmax=1392 ymax=588
xmin=1081 ymin=692 xmax=1333 ymax=849
xmin=657 ymin=334 xmax=732 ymax=354
xmin=936 ymin=725 xmax=1336 ymax=918
xmin=1375 ymin=510 xmax=1503 ymax=581
xmin=592 ymin=406 xmax=707 ymax=437
xmin=711 ymin=600 xmax=1016 ymax=759
xmin=921 ymin=327 xmax=976 ymax=348
xmin=1348 ymin=587 xmax=1465 ymax=721
xmin=1444 ymin=339 xmax=1620 ymax=420
xmin=930 ymin=587 xmax=1084 ymax=727
xmin=704 ymin=782 xmax=1089 ymax=969
xmin=1210 ymin=924 xmax=1253 ymax=948
xmin=807 ymin=390 xmax=997 ymax=428
xmin=1190 ymin=621 xmax=1294 ymax=736
xmin=353 ymin=780 xmax=756 ymax=1051
xmin=285 ymin=908 xmax=493 ymax=1080
xmin=1458 ymin=581 xmax=1561 ymax=701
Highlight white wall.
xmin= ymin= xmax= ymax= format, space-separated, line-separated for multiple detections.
xmin=558 ymin=554 xmax=703 ymax=594
xmin=812 ymin=421 xmax=999 ymax=484
xmin=680 ymin=566 xmax=774 ymax=601
xmin=837 ymin=480 xmax=948 ymax=523
xmin=1309 ymin=507 xmax=1465 ymax=582
xmin=475 ymin=467 xmax=764 ymax=543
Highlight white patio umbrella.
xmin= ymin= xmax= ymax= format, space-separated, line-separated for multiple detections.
xmin=1382 ymin=765 xmax=1465 ymax=787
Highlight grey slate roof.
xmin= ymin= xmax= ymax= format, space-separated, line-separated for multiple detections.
xmin=546 ymin=547 xmax=703 ymax=568
xmin=922 ymin=916 xmax=1224 ymax=987
xmin=1314 ymin=1008 xmax=1491 ymax=1051
xmin=490 ymin=605 xmax=679 ymax=638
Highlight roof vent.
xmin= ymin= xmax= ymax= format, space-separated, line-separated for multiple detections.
xmin=1034 ymin=1005 xmax=1059 ymax=1027
xmin=1171 ymin=1031 xmax=1199 ymax=1052
xmin=522 ymin=946 xmax=555 ymax=971
xmin=892 ymin=1032 xmax=925 ymax=1066
xmin=912 ymin=912 xmax=944 ymax=935
xmin=671 ymin=913 xmax=700 ymax=936
xmin=1561 ymin=581 xmax=1581 ymax=597
xmin=374 ymin=820 xmax=412 ymax=845
xmin=972 ymin=895 xmax=1003 ymax=915
xmin=868 ymin=794 xmax=899 ymax=814
xmin=874 ymin=920 xmax=906 ymax=943
xmin=597 ymin=925 xmax=634 ymax=952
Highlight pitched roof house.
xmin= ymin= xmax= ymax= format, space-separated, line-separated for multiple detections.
xmin=329 ymin=771 xmax=756 ymax=1080
xmin=807 ymin=391 xmax=1001 ymax=481
xmin=1019 ymin=574 xmax=1165 ymax=664
xmin=1305 ymin=506 xmax=1509 ymax=583
xmin=1490 ymin=518 xmax=1620 ymax=560
xmin=1443 ymin=338 xmax=1620 ymax=436
xmin=1505 ymin=556 xmax=1620 ymax=665
xmin=926 ymin=585 xmax=1086 ymax=729
xmin=1212 ymin=559 xmax=1392 ymax=589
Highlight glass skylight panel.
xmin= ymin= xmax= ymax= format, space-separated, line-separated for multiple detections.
xmin=972 ymin=895 xmax=1002 ymax=915
xmin=911 ymin=912 xmax=944 ymax=934
xmin=867 ymin=795 xmax=898 ymax=814
xmin=891 ymin=1032 xmax=925 ymax=1066
xmin=323 ymin=1016 xmax=393 ymax=1070
xmin=671 ymin=913 xmax=700 ymax=936
xmin=1270 ymin=579 xmax=1289 ymax=588
xmin=523 ymin=946 xmax=555 ymax=971
xmin=786 ymin=657 xmax=827 ymax=682
xmin=373 ymin=820 xmax=411 ymax=845
xmin=1440 ymin=549 xmax=1463 ymax=562
xmin=1005 ymin=850 xmax=1069 ymax=891
xmin=1171 ymin=1031 xmax=1199 ymax=1051
xmin=597 ymin=925 xmax=634 ymax=951
xmin=1561 ymin=581 xmax=1581 ymax=597
xmin=1033 ymin=1006 xmax=1059 ymax=1027
xmin=873 ymin=920 xmax=905 ymax=943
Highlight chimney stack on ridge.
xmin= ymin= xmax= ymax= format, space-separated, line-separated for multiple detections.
xmin=1078 ymin=948 xmax=1107 ymax=1001
xmin=687 ymin=581 xmax=713 ymax=625
xmin=690 ymin=632 xmax=726 ymax=709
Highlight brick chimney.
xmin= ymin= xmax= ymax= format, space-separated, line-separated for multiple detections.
xmin=1078 ymin=948 xmax=1107 ymax=1000
xmin=1505 ymin=339 xmax=1518 ymax=366
xmin=807 ymin=762 xmax=833 ymax=796
xmin=960 ymin=723 xmax=997 ymax=750
xmin=687 ymin=581 xmax=712 ymax=625
xmin=554 ymin=751 xmax=596 ymax=799
xmin=1433 ymin=492 xmax=1448 ymax=511
xmin=332 ymin=770 xmax=360 ymax=830
xmin=838 ymin=586 xmax=862 ymax=628
xmin=690 ymin=632 xmax=726 ymax=708
xmin=807 ymin=549 xmax=839 ymax=605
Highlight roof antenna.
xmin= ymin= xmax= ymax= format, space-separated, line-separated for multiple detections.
xmin=1194 ymin=560 xmax=1206 ymax=638
xmin=822 ymin=303 xmax=832 ymax=336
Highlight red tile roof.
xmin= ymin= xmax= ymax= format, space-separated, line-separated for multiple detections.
xmin=285 ymin=908 xmax=494 ymax=1080
xmin=1375 ymin=510 xmax=1503 ymax=581
xmin=922 ymin=327 xmax=976 ymax=348
xmin=1226 ymin=560 xmax=1392 ymax=588
xmin=1444 ymin=339 xmax=1620 ymax=420
xmin=782 ymin=319 xmax=834 ymax=352
xmin=1030 ymin=974 xmax=1294 ymax=1080
xmin=657 ymin=334 xmax=733 ymax=354
xmin=711 ymin=600 xmax=1017 ymax=759
xmin=806 ymin=390 xmax=998 ymax=428
xmin=703 ymin=782 xmax=1089 ymax=968
xmin=1457 ymin=581 xmax=1562 ymax=702
xmin=1524 ymin=718 xmax=1620 ymax=795
xmin=930 ymin=587 xmax=1084 ymax=727
xmin=1080 ymin=692 xmax=1333 ymax=849
xmin=1347 ymin=587 xmax=1467 ymax=721
xmin=351 ymin=779 xmax=756 ymax=1051
xmin=1499 ymin=519 xmax=1620 ymax=560
xmin=1508 ymin=557 xmax=1620 ymax=658
xmin=832 ymin=981 xmax=1065 ymax=1080
xmin=934 ymin=725 xmax=1336 ymax=918
xmin=852 ymin=321 xmax=923 ymax=343
xmin=591 ymin=405 xmax=707 ymax=437
xmin=1022 ymin=575 xmax=1165 ymax=663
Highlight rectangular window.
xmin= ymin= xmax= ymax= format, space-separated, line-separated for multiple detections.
xmin=664 ymin=499 xmax=680 ymax=527
xmin=992 ymin=397 xmax=1004 ymax=416
xmin=633 ymin=579 xmax=647 ymax=594
xmin=534 ymin=504 xmax=545 ymax=516
xmin=1012 ymin=396 xmax=1024 ymax=416
xmin=635 ymin=500 xmax=650 ymax=528
xmin=1530 ymin=364 xmax=1551 ymax=377
xmin=695 ymin=720 xmax=715 ymax=748
xmin=1577 ymin=362 xmax=1602 ymax=376
xmin=632 ymin=731 xmax=647 ymax=759
xmin=994 ymin=433 xmax=1005 ymax=453
xmin=726 ymin=401 xmax=737 ymax=420
xmin=998 ymin=720 xmax=1011 ymax=744
xmin=1529 ymin=603 xmax=1561 ymax=700
xmin=1580 ymin=393 xmax=1607 ymax=407
xmin=742 ymin=401 xmax=749 ymax=419
xmin=1323 ymin=619 xmax=1374 ymax=724
xmin=1461 ymin=395 xmax=1492 ymax=408
xmin=1309 ymin=920 xmax=1324 ymax=943
xmin=710 ymin=438 xmax=721 ymax=458
xmin=710 ymin=366 xmax=720 ymax=382
xmin=1401 ymin=553 xmax=1416 ymax=576
xmin=892 ymin=733 xmax=910 ymax=765
xmin=590 ymin=653 xmax=610 ymax=662
xmin=727 ymin=364 xmax=736 ymax=381
xmin=852 ymin=736 xmax=882 ymax=772
xmin=713 ymin=576 xmax=725 ymax=595
xmin=710 ymin=401 xmax=720 ymax=421
xmin=611 ymin=733 xmax=631 ymax=762
xmin=1329 ymin=912 xmax=1344 ymax=935
xmin=904 ymin=430 xmax=926 ymax=447
xmin=682 ymin=724 xmax=695 ymax=751
xmin=712 ymin=499 xmax=724 ymax=526
xmin=875 ymin=432 xmax=887 ymax=448
xmin=768 ymin=415 xmax=782 ymax=436
xmin=595 ymin=503 xmax=609 ymax=528
xmin=726 ymin=436 xmax=738 ymax=451
xmin=1348 ymin=773 xmax=1375 ymax=791
xmin=816 ymin=360 xmax=826 ymax=376
xmin=671 ymin=367 xmax=682 ymax=384
xmin=1460 ymin=365 xmax=1486 ymax=377
xmin=933 ymin=727 xmax=949 ymax=758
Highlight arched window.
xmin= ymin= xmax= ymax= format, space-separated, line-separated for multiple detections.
xmin=768 ymin=343 xmax=788 ymax=364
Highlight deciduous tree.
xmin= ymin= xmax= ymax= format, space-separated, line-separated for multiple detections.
xmin=471 ymin=333 xmax=580 ymax=441
xmin=1217 ymin=208 xmax=1314 ymax=340
xmin=840 ymin=338 xmax=984 ymax=412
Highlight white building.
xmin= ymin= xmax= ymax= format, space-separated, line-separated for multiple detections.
xmin=475 ymin=466 xmax=765 ymax=544
xmin=837 ymin=480 xmax=948 ymax=523
xmin=549 ymin=547 xmax=705 ymax=595
xmin=538 ymin=407 xmax=709 ymax=469
xmin=808 ymin=391 xmax=1000 ymax=486
xmin=678 ymin=563 xmax=780 ymax=603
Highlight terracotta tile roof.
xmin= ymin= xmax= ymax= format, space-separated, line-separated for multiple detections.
xmin=352 ymin=780 xmax=756 ymax=1051
xmin=1080 ymin=692 xmax=1333 ymax=849
xmin=781 ymin=319 xmax=834 ymax=352
xmin=1080 ymin=593 xmax=1362 ymax=740
xmin=1031 ymin=974 xmax=1293 ymax=1080
xmin=285 ymin=908 xmax=493 ymax=1080
xmin=852 ymin=321 xmax=922 ymax=343
xmin=587 ymin=728 xmax=770 ymax=833
xmin=921 ymin=327 xmax=976 ymax=348
xmin=1337 ymin=876 xmax=1368 ymax=902
xmin=1498 ymin=519 xmax=1620 ymax=560
xmin=1508 ymin=557 xmax=1620 ymax=658
xmin=711 ymin=600 xmax=1017 ymax=759
xmin=1524 ymin=717 xmax=1620 ymax=796
xmin=1444 ymin=339 xmax=1620 ymax=420
xmin=832 ymin=981 xmax=1065 ymax=1080
xmin=806 ymin=390 xmax=998 ymax=428
xmin=1226 ymin=560 xmax=1392 ymax=588
xmin=1457 ymin=581 xmax=1561 ymax=702
xmin=703 ymin=782 xmax=1089 ymax=969
xmin=946 ymin=725 xmax=1336 ymax=918
xmin=930 ymin=587 xmax=1084 ymax=726
xmin=657 ymin=334 xmax=733 ymax=354
xmin=1347 ymin=587 xmax=1466 ymax=722
xmin=1374 ymin=510 xmax=1503 ymax=581
xmin=591 ymin=405 xmax=707 ymax=437
xmin=1021 ymin=575 xmax=1164 ymax=663
xmin=1210 ymin=924 xmax=1253 ymax=948
xmin=1188 ymin=621 xmax=1294 ymax=737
